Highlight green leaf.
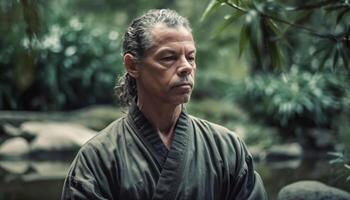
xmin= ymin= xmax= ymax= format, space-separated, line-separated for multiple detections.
xmin=249 ymin=32 xmax=262 ymax=67
xmin=201 ymin=0 xmax=225 ymax=22
xmin=332 ymin=45 xmax=340 ymax=69
xmin=311 ymin=41 xmax=329 ymax=57
xmin=285 ymin=0 xmax=335 ymax=11
xmin=328 ymin=151 xmax=343 ymax=158
xmin=265 ymin=19 xmax=289 ymax=46
xmin=325 ymin=4 xmax=346 ymax=11
xmin=345 ymin=164 xmax=350 ymax=170
xmin=214 ymin=12 xmax=244 ymax=36
xmin=269 ymin=41 xmax=283 ymax=70
xmin=266 ymin=19 xmax=279 ymax=34
xmin=319 ymin=45 xmax=333 ymax=69
xmin=340 ymin=43 xmax=350 ymax=69
xmin=329 ymin=158 xmax=343 ymax=164
xmin=336 ymin=8 xmax=350 ymax=25
xmin=261 ymin=18 xmax=283 ymax=70
xmin=238 ymin=23 xmax=249 ymax=58
xmin=21 ymin=0 xmax=41 ymax=39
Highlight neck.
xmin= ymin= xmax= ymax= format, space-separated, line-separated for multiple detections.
xmin=137 ymin=100 xmax=182 ymax=133
xmin=137 ymin=99 xmax=182 ymax=148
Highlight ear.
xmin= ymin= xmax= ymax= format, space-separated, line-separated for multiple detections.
xmin=123 ymin=53 xmax=140 ymax=78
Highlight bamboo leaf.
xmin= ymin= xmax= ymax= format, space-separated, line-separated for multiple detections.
xmin=269 ymin=39 xmax=283 ymax=70
xmin=266 ymin=19 xmax=291 ymax=48
xmin=311 ymin=41 xmax=329 ymax=57
xmin=345 ymin=164 xmax=350 ymax=170
xmin=20 ymin=0 xmax=40 ymax=39
xmin=214 ymin=12 xmax=244 ymax=36
xmin=340 ymin=43 xmax=350 ymax=69
xmin=238 ymin=23 xmax=249 ymax=58
xmin=328 ymin=151 xmax=343 ymax=158
xmin=232 ymin=0 xmax=240 ymax=5
xmin=249 ymin=30 xmax=262 ymax=67
xmin=325 ymin=4 xmax=347 ymax=11
xmin=336 ymin=8 xmax=350 ymax=25
xmin=201 ymin=0 xmax=225 ymax=22
xmin=285 ymin=0 xmax=335 ymax=11
xmin=329 ymin=158 xmax=343 ymax=164
xmin=319 ymin=46 xmax=333 ymax=69
xmin=332 ymin=44 xmax=340 ymax=69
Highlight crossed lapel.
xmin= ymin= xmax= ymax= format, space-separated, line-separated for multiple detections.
xmin=128 ymin=104 xmax=192 ymax=200
xmin=151 ymin=111 xmax=191 ymax=200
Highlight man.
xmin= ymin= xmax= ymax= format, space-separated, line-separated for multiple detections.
xmin=62 ymin=9 xmax=267 ymax=200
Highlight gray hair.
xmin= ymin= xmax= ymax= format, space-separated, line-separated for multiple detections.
xmin=115 ymin=9 xmax=192 ymax=107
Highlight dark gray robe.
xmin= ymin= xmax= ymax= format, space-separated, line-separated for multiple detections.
xmin=62 ymin=104 xmax=267 ymax=200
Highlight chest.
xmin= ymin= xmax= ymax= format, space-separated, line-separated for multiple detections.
xmin=117 ymin=146 xmax=228 ymax=200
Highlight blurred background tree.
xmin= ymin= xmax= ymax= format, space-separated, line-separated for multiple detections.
xmin=202 ymin=0 xmax=350 ymax=179
xmin=0 ymin=0 xmax=246 ymax=110
xmin=203 ymin=0 xmax=349 ymax=144
xmin=1 ymin=0 xmax=123 ymax=110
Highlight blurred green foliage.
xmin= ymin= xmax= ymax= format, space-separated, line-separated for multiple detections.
xmin=187 ymin=99 xmax=278 ymax=149
xmin=0 ymin=0 xmax=248 ymax=110
xmin=203 ymin=0 xmax=350 ymax=72
xmin=329 ymin=150 xmax=350 ymax=182
xmin=0 ymin=1 xmax=122 ymax=110
xmin=200 ymin=0 xmax=350 ymax=153
xmin=236 ymin=67 xmax=349 ymax=134
xmin=203 ymin=0 xmax=350 ymax=149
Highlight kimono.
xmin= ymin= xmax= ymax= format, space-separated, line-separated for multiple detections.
xmin=61 ymin=104 xmax=267 ymax=200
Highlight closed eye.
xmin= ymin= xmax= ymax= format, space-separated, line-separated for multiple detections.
xmin=161 ymin=56 xmax=177 ymax=62
xmin=187 ymin=55 xmax=195 ymax=63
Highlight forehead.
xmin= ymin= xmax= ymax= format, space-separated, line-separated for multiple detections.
xmin=148 ymin=24 xmax=195 ymax=49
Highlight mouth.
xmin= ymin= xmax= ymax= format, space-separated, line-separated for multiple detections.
xmin=172 ymin=82 xmax=193 ymax=89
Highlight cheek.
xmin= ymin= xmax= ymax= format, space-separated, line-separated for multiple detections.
xmin=142 ymin=71 xmax=171 ymax=92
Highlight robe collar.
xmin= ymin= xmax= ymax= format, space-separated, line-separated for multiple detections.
xmin=128 ymin=103 xmax=189 ymax=167
xmin=128 ymin=103 xmax=193 ymax=200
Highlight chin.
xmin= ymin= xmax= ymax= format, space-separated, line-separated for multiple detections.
xmin=175 ymin=94 xmax=191 ymax=104
xmin=165 ymin=92 xmax=192 ymax=105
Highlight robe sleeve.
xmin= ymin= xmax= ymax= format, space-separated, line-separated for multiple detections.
xmin=232 ymin=137 xmax=268 ymax=200
xmin=61 ymin=174 xmax=108 ymax=200
xmin=61 ymin=143 xmax=117 ymax=200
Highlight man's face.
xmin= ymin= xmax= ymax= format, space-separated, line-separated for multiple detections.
xmin=136 ymin=24 xmax=196 ymax=106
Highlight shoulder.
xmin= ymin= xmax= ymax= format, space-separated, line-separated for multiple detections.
xmin=188 ymin=114 xmax=249 ymax=159
xmin=188 ymin=115 xmax=240 ymax=143
xmin=71 ymin=116 xmax=127 ymax=168
xmin=63 ymin=118 xmax=126 ymax=199
xmin=80 ymin=116 xmax=127 ymax=151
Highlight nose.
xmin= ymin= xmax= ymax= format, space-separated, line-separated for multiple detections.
xmin=177 ymin=57 xmax=194 ymax=77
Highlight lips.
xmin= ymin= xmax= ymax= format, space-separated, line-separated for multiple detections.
xmin=172 ymin=82 xmax=193 ymax=89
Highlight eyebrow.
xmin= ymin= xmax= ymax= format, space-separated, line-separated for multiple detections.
xmin=157 ymin=48 xmax=196 ymax=55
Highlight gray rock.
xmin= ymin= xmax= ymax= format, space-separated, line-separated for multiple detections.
xmin=70 ymin=105 xmax=123 ymax=131
xmin=266 ymin=143 xmax=302 ymax=161
xmin=0 ymin=160 xmax=29 ymax=174
xmin=268 ymin=159 xmax=301 ymax=169
xmin=247 ymin=146 xmax=266 ymax=161
xmin=2 ymin=123 xmax=23 ymax=137
xmin=0 ymin=137 xmax=30 ymax=158
xmin=21 ymin=122 xmax=96 ymax=152
xmin=278 ymin=180 xmax=350 ymax=200
xmin=308 ymin=128 xmax=336 ymax=149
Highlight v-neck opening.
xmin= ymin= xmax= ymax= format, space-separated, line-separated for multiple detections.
xmin=128 ymin=104 xmax=188 ymax=167
xmin=127 ymin=104 xmax=192 ymax=200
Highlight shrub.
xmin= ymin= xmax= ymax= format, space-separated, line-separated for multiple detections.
xmin=0 ymin=16 xmax=122 ymax=110
xmin=236 ymin=67 xmax=349 ymax=135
